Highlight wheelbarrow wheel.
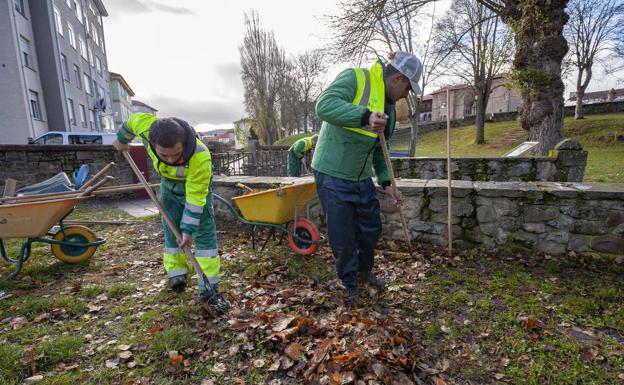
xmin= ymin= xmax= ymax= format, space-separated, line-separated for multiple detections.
xmin=287 ymin=218 xmax=320 ymax=256
xmin=51 ymin=225 xmax=98 ymax=264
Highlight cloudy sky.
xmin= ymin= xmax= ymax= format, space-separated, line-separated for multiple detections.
xmin=102 ymin=0 xmax=623 ymax=133
xmin=103 ymin=0 xmax=341 ymax=132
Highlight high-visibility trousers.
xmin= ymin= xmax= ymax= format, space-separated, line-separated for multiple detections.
xmin=160 ymin=178 xmax=220 ymax=289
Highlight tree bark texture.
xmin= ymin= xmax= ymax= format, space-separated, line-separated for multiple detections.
xmin=501 ymin=1 xmax=569 ymax=155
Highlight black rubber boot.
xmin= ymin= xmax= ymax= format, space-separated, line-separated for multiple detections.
xmin=168 ymin=275 xmax=187 ymax=293
xmin=345 ymin=286 xmax=359 ymax=308
xmin=358 ymin=271 xmax=387 ymax=291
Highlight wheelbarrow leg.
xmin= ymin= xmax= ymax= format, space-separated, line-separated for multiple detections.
xmin=251 ymin=225 xmax=257 ymax=250
xmin=7 ymin=240 xmax=33 ymax=279
xmin=260 ymin=228 xmax=275 ymax=251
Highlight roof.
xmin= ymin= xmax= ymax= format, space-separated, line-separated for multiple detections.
xmin=131 ymin=100 xmax=158 ymax=112
xmin=93 ymin=0 xmax=108 ymax=17
xmin=430 ymin=83 xmax=471 ymax=95
xmin=568 ymin=88 xmax=624 ymax=102
xmin=109 ymin=72 xmax=135 ymax=96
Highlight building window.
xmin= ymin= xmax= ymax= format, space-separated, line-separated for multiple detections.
xmin=92 ymin=79 xmax=97 ymax=96
xmin=84 ymin=73 xmax=91 ymax=94
xmin=53 ymin=7 xmax=63 ymax=36
xmin=79 ymin=36 xmax=87 ymax=59
xmin=60 ymin=54 xmax=69 ymax=80
xmin=67 ymin=23 xmax=75 ymax=48
xmin=29 ymin=90 xmax=41 ymax=120
xmin=79 ymin=104 xmax=87 ymax=128
xmin=74 ymin=64 xmax=81 ymax=89
xmin=89 ymin=109 xmax=97 ymax=129
xmin=88 ymin=46 xmax=94 ymax=67
xmin=65 ymin=0 xmax=72 ymax=8
xmin=92 ymin=27 xmax=99 ymax=47
xmin=14 ymin=0 xmax=25 ymax=15
xmin=89 ymin=3 xmax=95 ymax=15
xmin=74 ymin=0 xmax=83 ymax=23
xmin=67 ymin=98 xmax=76 ymax=125
xmin=19 ymin=36 xmax=32 ymax=69
xmin=98 ymin=86 xmax=104 ymax=99
xmin=95 ymin=56 xmax=102 ymax=75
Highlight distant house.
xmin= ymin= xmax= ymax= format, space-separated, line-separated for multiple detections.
xmin=430 ymin=75 xmax=521 ymax=122
xmin=110 ymin=72 xmax=134 ymax=131
xmin=200 ymin=128 xmax=235 ymax=151
xmin=420 ymin=94 xmax=433 ymax=122
xmin=567 ymin=88 xmax=624 ymax=105
xmin=131 ymin=100 xmax=158 ymax=116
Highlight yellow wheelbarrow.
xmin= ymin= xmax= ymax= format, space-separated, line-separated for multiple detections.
xmin=215 ymin=181 xmax=325 ymax=255
xmin=0 ymin=177 xmax=110 ymax=279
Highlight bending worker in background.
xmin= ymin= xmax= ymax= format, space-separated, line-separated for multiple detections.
xmin=287 ymin=134 xmax=318 ymax=177
xmin=112 ymin=113 xmax=221 ymax=308
xmin=312 ymin=51 xmax=423 ymax=307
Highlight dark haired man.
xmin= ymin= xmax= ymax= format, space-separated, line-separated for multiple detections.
xmin=312 ymin=51 xmax=423 ymax=307
xmin=113 ymin=113 xmax=220 ymax=306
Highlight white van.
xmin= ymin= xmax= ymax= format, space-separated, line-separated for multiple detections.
xmin=31 ymin=131 xmax=118 ymax=145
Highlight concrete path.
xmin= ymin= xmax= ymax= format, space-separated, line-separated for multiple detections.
xmin=115 ymin=198 xmax=159 ymax=218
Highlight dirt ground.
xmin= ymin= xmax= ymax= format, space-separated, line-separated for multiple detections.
xmin=1 ymin=201 xmax=623 ymax=385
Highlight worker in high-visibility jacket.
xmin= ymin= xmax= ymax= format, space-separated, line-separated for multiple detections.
xmin=113 ymin=113 xmax=220 ymax=305
xmin=312 ymin=51 xmax=423 ymax=307
xmin=287 ymin=134 xmax=318 ymax=177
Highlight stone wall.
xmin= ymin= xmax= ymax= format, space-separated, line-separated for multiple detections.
xmin=211 ymin=176 xmax=624 ymax=257
xmin=392 ymin=139 xmax=587 ymax=182
xmin=0 ymin=144 xmax=158 ymax=190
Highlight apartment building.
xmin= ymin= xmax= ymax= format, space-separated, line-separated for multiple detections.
xmin=0 ymin=0 xmax=112 ymax=143
xmin=110 ymin=71 xmax=134 ymax=130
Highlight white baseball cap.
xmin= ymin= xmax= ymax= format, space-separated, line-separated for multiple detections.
xmin=390 ymin=51 xmax=423 ymax=94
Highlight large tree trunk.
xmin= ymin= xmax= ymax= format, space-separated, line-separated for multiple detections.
xmin=502 ymin=1 xmax=569 ymax=155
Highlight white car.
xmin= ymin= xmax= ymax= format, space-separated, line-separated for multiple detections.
xmin=30 ymin=131 xmax=118 ymax=145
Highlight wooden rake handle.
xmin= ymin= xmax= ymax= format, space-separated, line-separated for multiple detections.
xmin=378 ymin=131 xmax=412 ymax=254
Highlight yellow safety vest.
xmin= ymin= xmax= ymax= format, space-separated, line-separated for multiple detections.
xmin=343 ymin=61 xmax=386 ymax=138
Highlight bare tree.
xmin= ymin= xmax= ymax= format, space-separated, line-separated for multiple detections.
xmin=239 ymin=11 xmax=289 ymax=145
xmin=476 ymin=0 xmax=569 ymax=155
xmin=437 ymin=0 xmax=512 ymax=144
xmin=294 ymin=49 xmax=327 ymax=133
xmin=326 ymin=0 xmax=440 ymax=155
xmin=565 ymin=0 xmax=624 ymax=119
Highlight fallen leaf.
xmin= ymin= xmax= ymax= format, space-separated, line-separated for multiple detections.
xmin=494 ymin=373 xmax=505 ymax=380
xmin=252 ymin=359 xmax=265 ymax=368
xmin=272 ymin=315 xmax=296 ymax=332
xmin=285 ymin=343 xmax=305 ymax=361
xmin=118 ymin=344 xmax=131 ymax=351
xmin=212 ymin=362 xmax=226 ymax=374
xmin=105 ymin=357 xmax=119 ymax=368
xmin=434 ymin=377 xmax=449 ymax=385
xmin=304 ymin=339 xmax=333 ymax=379
xmin=331 ymin=351 xmax=359 ymax=363
xmin=268 ymin=359 xmax=281 ymax=371
xmin=118 ymin=351 xmax=133 ymax=361
xmin=169 ymin=354 xmax=184 ymax=367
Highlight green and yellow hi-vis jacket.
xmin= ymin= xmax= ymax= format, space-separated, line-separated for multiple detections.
xmin=288 ymin=136 xmax=314 ymax=159
xmin=116 ymin=112 xmax=212 ymax=235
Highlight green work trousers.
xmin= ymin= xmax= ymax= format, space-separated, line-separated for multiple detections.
xmin=160 ymin=178 xmax=220 ymax=290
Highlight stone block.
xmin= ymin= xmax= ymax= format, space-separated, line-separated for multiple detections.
xmin=545 ymin=231 xmax=569 ymax=244
xmin=537 ymin=240 xmax=566 ymax=256
xmin=568 ymin=234 xmax=591 ymax=252
xmin=523 ymin=223 xmax=546 ymax=233
xmin=477 ymin=205 xmax=498 ymax=223
xmin=571 ymin=220 xmax=607 ymax=235
xmin=408 ymin=220 xmax=445 ymax=235
xmin=512 ymin=230 xmax=539 ymax=246
xmin=522 ymin=205 xmax=559 ymax=222
xmin=590 ymin=236 xmax=624 ymax=254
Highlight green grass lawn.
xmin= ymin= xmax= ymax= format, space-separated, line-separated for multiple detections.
xmin=391 ymin=113 xmax=624 ymax=183
xmin=276 ymin=113 xmax=624 ymax=183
